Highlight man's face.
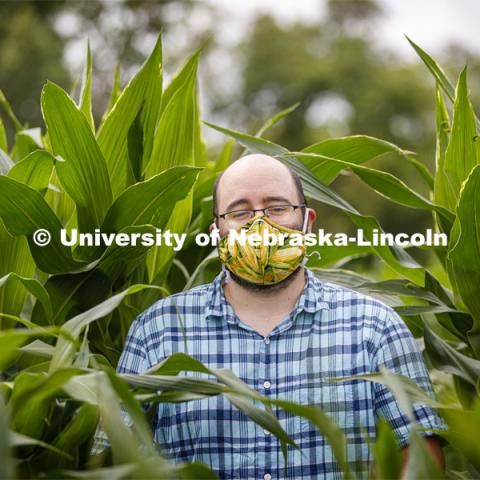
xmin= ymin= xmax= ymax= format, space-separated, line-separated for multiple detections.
xmin=213 ymin=156 xmax=312 ymax=237
xmin=211 ymin=155 xmax=316 ymax=292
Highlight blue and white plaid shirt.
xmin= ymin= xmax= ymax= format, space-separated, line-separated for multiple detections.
xmin=92 ymin=267 xmax=446 ymax=479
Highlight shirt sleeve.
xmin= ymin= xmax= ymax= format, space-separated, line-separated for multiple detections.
xmin=372 ymin=308 xmax=448 ymax=448
xmin=90 ymin=314 xmax=149 ymax=455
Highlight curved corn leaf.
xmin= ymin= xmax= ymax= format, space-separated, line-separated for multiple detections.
xmin=0 ymin=176 xmax=87 ymax=274
xmin=302 ymin=135 xmax=414 ymax=185
xmin=0 ymin=392 xmax=14 ymax=480
xmin=258 ymin=103 xmax=300 ymax=137
xmin=433 ymin=84 xmax=457 ymax=217
xmin=7 ymin=150 xmax=54 ymax=192
xmin=447 ymin=165 xmax=480 ymax=355
xmin=15 ymin=128 xmax=43 ymax=160
xmin=145 ymin=52 xmax=201 ymax=282
xmin=41 ymin=82 xmax=112 ymax=231
xmin=424 ymin=324 xmax=480 ymax=387
xmin=102 ymin=166 xmax=201 ymax=232
xmin=443 ymin=68 xmax=479 ymax=204
xmin=288 ymin=151 xmax=455 ymax=227
xmin=0 ymin=220 xmax=36 ymax=326
xmin=0 ymin=89 xmax=23 ymax=131
xmin=0 ymin=116 xmax=7 ymax=152
xmin=0 ymin=272 xmax=52 ymax=319
xmin=79 ymin=40 xmax=94 ymax=131
xmin=49 ymin=284 xmax=161 ymax=372
xmin=0 ymin=148 xmax=14 ymax=174
xmin=0 ymin=329 xmax=56 ymax=372
xmin=406 ymin=36 xmax=455 ymax=102
xmin=97 ymin=35 xmax=162 ymax=198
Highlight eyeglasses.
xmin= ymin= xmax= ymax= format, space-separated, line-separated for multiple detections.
xmin=216 ymin=204 xmax=306 ymax=223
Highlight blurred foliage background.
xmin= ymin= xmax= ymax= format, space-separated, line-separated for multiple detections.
xmin=1 ymin=0 xmax=479 ymax=244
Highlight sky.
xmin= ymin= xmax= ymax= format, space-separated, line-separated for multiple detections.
xmin=206 ymin=0 xmax=480 ymax=59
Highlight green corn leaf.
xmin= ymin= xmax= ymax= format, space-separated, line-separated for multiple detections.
xmin=30 ymin=270 xmax=112 ymax=327
xmin=94 ymin=372 xmax=172 ymax=476
xmin=443 ymin=68 xmax=479 ymax=204
xmin=97 ymin=35 xmax=162 ymax=198
xmin=7 ymin=150 xmax=54 ymax=192
xmin=406 ymin=36 xmax=455 ymax=103
xmin=0 ymin=116 xmax=7 ymax=152
xmin=0 ymin=392 xmax=14 ymax=480
xmin=302 ymin=135 xmax=415 ymax=185
xmin=43 ymin=164 xmax=76 ymax=228
xmin=267 ymin=397 xmax=350 ymax=478
xmin=49 ymin=284 xmax=160 ymax=372
xmin=0 ymin=148 xmax=14 ymax=175
xmin=79 ymin=40 xmax=94 ymax=131
xmin=447 ymin=165 xmax=480 ymax=355
xmin=288 ymin=151 xmax=455 ymax=227
xmin=433 ymin=84 xmax=457 ymax=217
xmin=0 ymin=327 xmax=58 ymax=372
xmin=424 ymin=323 xmax=480 ymax=387
xmin=139 ymin=39 xmax=163 ymax=172
xmin=157 ymin=49 xmax=200 ymax=120
xmin=9 ymin=369 xmax=81 ymax=442
xmin=256 ymin=102 xmax=300 ymax=138
xmin=440 ymin=400 xmax=480 ymax=472
xmin=42 ymin=82 xmax=113 ymax=232
xmin=18 ymin=339 xmax=55 ymax=358
xmin=0 ymin=220 xmax=36 ymax=327
xmin=10 ymin=430 xmax=71 ymax=457
xmin=145 ymin=50 xmax=200 ymax=175
xmin=373 ymin=419 xmax=402 ymax=480
xmin=99 ymin=64 xmax=121 ymax=127
xmin=15 ymin=128 xmax=43 ymax=161
xmin=144 ymin=51 xmax=201 ymax=282
xmin=93 ymin=225 xmax=159 ymax=281
xmin=0 ymin=89 xmax=23 ymax=131
xmin=59 ymin=465 xmax=136 ymax=480
xmin=0 ymin=272 xmax=52 ymax=319
xmin=105 ymin=369 xmax=156 ymax=455
xmin=38 ymin=403 xmax=98 ymax=468
xmin=102 ymin=166 xmax=201 ymax=232
xmin=0 ymin=176 xmax=87 ymax=274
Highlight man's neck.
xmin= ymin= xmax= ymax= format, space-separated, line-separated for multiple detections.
xmin=222 ymin=268 xmax=308 ymax=337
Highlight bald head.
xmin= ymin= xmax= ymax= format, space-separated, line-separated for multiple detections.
xmin=213 ymin=154 xmax=305 ymax=216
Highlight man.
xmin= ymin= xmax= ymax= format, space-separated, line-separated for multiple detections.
xmin=93 ymin=154 xmax=446 ymax=478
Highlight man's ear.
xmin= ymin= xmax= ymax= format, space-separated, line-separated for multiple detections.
xmin=306 ymin=208 xmax=316 ymax=233
xmin=209 ymin=221 xmax=217 ymax=234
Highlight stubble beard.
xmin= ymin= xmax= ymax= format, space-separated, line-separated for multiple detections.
xmin=227 ymin=265 xmax=304 ymax=293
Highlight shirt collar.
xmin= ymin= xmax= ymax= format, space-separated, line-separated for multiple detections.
xmin=205 ymin=267 xmax=330 ymax=322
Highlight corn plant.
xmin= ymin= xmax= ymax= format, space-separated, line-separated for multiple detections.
xmin=0 ymin=33 xmax=478 ymax=479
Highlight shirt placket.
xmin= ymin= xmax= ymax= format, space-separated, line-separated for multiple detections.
xmin=259 ymin=330 xmax=273 ymax=479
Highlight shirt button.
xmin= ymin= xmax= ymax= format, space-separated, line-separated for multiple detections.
xmin=264 ymin=336 xmax=270 ymax=344
xmin=264 ymin=474 xmax=272 ymax=480
xmin=263 ymin=380 xmax=271 ymax=389
xmin=263 ymin=428 xmax=270 ymax=435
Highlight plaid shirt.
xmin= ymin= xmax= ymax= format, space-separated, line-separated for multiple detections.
xmin=92 ymin=267 xmax=446 ymax=479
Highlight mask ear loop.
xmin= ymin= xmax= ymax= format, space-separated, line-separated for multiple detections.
xmin=300 ymin=208 xmax=321 ymax=266
xmin=301 ymin=207 xmax=309 ymax=233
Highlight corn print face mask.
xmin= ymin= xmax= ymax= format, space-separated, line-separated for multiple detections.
xmin=218 ymin=214 xmax=307 ymax=285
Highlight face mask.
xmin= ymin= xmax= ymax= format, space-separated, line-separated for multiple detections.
xmin=218 ymin=212 xmax=308 ymax=285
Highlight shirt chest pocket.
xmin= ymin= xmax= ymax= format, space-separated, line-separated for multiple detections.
xmin=158 ymin=394 xmax=255 ymax=478
xmin=297 ymin=377 xmax=355 ymax=434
